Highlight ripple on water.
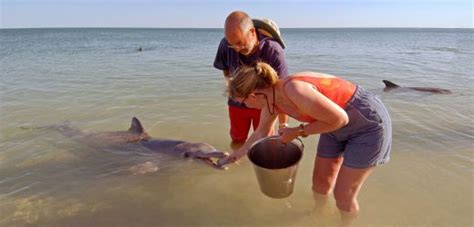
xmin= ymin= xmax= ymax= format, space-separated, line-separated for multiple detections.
xmin=1 ymin=28 xmax=473 ymax=226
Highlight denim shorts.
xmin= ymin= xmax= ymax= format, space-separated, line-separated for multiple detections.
xmin=317 ymin=86 xmax=392 ymax=168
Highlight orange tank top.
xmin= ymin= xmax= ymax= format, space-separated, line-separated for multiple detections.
xmin=280 ymin=75 xmax=357 ymax=122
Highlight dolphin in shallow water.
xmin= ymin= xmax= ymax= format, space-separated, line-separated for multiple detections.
xmin=382 ymin=80 xmax=452 ymax=94
xmin=33 ymin=117 xmax=227 ymax=170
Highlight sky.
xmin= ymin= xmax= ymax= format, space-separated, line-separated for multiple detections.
xmin=1 ymin=0 xmax=473 ymax=28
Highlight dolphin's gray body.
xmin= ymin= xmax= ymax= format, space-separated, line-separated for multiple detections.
xmin=46 ymin=117 xmax=227 ymax=169
xmin=383 ymin=80 xmax=452 ymax=94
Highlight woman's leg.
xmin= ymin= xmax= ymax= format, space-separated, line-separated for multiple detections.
xmin=312 ymin=155 xmax=343 ymax=195
xmin=311 ymin=155 xmax=343 ymax=222
xmin=333 ymin=165 xmax=374 ymax=214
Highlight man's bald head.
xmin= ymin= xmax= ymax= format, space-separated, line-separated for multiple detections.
xmin=223 ymin=11 xmax=258 ymax=56
xmin=224 ymin=11 xmax=254 ymax=38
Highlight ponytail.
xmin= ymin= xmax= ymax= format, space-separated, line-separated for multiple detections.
xmin=254 ymin=62 xmax=278 ymax=88
xmin=228 ymin=62 xmax=279 ymax=98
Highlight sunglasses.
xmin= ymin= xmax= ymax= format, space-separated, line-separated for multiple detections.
xmin=227 ymin=29 xmax=253 ymax=50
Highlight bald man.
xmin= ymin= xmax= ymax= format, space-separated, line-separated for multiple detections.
xmin=214 ymin=11 xmax=289 ymax=147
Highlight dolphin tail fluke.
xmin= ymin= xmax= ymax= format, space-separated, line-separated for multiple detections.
xmin=383 ymin=80 xmax=400 ymax=88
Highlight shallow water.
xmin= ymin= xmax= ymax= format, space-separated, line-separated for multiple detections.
xmin=1 ymin=28 xmax=473 ymax=226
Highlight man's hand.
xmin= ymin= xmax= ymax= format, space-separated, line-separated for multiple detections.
xmin=223 ymin=70 xmax=231 ymax=86
xmin=278 ymin=122 xmax=289 ymax=130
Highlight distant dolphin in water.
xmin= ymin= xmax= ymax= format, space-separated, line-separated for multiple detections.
xmin=382 ymin=80 xmax=452 ymax=94
xmin=24 ymin=117 xmax=227 ymax=170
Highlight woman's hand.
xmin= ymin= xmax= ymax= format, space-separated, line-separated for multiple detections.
xmin=278 ymin=126 xmax=300 ymax=143
xmin=216 ymin=155 xmax=237 ymax=167
xmin=216 ymin=150 xmax=246 ymax=167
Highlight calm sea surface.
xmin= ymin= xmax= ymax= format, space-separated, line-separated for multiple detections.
xmin=1 ymin=28 xmax=473 ymax=227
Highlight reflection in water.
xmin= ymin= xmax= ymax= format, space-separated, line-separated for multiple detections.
xmin=8 ymin=196 xmax=109 ymax=225
xmin=308 ymin=193 xmax=342 ymax=227
xmin=128 ymin=161 xmax=160 ymax=175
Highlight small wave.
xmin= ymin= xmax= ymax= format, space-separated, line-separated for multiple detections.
xmin=0 ymin=182 xmax=39 ymax=200
xmin=395 ymin=52 xmax=421 ymax=55
xmin=0 ymin=172 xmax=33 ymax=185
xmin=424 ymin=46 xmax=461 ymax=53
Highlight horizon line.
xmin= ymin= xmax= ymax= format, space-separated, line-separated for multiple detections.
xmin=1 ymin=26 xmax=473 ymax=30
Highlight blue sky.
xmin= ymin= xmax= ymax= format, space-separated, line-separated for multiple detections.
xmin=1 ymin=0 xmax=472 ymax=28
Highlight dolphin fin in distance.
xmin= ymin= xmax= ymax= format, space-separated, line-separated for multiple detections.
xmin=129 ymin=117 xmax=145 ymax=134
xmin=383 ymin=80 xmax=400 ymax=88
xmin=382 ymin=80 xmax=452 ymax=94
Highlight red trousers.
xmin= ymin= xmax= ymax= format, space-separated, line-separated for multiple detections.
xmin=228 ymin=105 xmax=261 ymax=143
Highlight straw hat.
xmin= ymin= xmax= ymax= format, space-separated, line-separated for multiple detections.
xmin=252 ymin=18 xmax=287 ymax=49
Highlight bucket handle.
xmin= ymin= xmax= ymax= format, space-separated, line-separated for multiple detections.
xmin=277 ymin=135 xmax=305 ymax=151
xmin=294 ymin=137 xmax=304 ymax=151
xmin=250 ymin=135 xmax=305 ymax=151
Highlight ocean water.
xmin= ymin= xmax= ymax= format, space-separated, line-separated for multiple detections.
xmin=0 ymin=28 xmax=473 ymax=227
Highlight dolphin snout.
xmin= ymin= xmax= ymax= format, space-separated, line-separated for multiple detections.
xmin=207 ymin=151 xmax=229 ymax=158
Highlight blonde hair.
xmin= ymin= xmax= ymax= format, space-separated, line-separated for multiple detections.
xmin=228 ymin=62 xmax=279 ymax=98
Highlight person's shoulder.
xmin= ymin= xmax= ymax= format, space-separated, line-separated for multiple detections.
xmin=259 ymin=37 xmax=287 ymax=67
xmin=260 ymin=38 xmax=284 ymax=51
xmin=282 ymin=79 xmax=302 ymax=99
xmin=284 ymin=79 xmax=314 ymax=97
xmin=216 ymin=37 xmax=231 ymax=56
xmin=218 ymin=37 xmax=229 ymax=46
xmin=259 ymin=38 xmax=285 ymax=59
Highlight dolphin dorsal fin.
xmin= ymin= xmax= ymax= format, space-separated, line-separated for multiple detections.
xmin=383 ymin=80 xmax=400 ymax=88
xmin=129 ymin=117 xmax=145 ymax=134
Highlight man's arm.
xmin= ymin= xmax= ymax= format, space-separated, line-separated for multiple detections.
xmin=278 ymin=114 xmax=289 ymax=129
xmin=223 ymin=69 xmax=231 ymax=86
xmin=214 ymin=37 xmax=230 ymax=79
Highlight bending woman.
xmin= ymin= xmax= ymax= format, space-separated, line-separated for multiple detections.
xmin=217 ymin=62 xmax=392 ymax=215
